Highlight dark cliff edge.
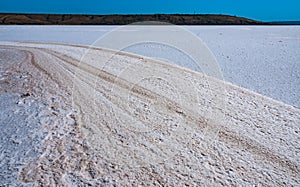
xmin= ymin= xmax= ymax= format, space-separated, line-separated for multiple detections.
xmin=0 ymin=13 xmax=275 ymax=25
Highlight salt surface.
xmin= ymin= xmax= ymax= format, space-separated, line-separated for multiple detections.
xmin=0 ymin=41 xmax=299 ymax=186
xmin=0 ymin=25 xmax=298 ymax=107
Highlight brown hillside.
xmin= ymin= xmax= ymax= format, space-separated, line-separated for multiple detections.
xmin=0 ymin=13 xmax=266 ymax=25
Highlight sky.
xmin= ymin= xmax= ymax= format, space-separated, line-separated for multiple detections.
xmin=0 ymin=0 xmax=300 ymax=21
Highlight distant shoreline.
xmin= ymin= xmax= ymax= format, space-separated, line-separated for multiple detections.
xmin=0 ymin=13 xmax=289 ymax=25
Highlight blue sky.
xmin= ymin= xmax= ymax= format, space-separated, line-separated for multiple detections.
xmin=0 ymin=0 xmax=299 ymax=21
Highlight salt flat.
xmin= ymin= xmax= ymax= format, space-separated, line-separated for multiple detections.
xmin=0 ymin=25 xmax=299 ymax=107
xmin=0 ymin=41 xmax=299 ymax=186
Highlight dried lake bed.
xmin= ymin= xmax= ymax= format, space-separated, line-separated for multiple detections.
xmin=1 ymin=25 xmax=299 ymax=108
xmin=0 ymin=26 xmax=299 ymax=186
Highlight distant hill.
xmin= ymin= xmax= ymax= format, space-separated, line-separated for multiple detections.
xmin=0 ymin=13 xmax=269 ymax=25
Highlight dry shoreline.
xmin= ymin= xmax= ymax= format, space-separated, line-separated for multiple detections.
xmin=0 ymin=41 xmax=299 ymax=186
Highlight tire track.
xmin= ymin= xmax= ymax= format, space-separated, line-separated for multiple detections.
xmin=40 ymin=46 xmax=300 ymax=175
